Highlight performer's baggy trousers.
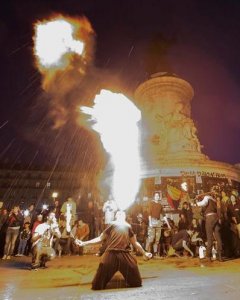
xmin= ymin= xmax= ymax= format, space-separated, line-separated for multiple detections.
xmin=92 ymin=250 xmax=142 ymax=290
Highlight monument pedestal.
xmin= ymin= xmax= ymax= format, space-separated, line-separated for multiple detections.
xmin=134 ymin=73 xmax=240 ymax=201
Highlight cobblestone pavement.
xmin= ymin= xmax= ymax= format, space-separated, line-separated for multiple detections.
xmin=0 ymin=255 xmax=240 ymax=300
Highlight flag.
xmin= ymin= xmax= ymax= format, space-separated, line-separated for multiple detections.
xmin=167 ymin=184 xmax=182 ymax=209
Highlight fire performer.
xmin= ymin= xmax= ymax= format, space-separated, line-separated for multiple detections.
xmin=75 ymin=210 xmax=152 ymax=290
xmin=31 ymin=211 xmax=61 ymax=270
xmin=192 ymin=187 xmax=223 ymax=262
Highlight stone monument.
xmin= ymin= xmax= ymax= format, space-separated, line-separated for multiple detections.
xmin=134 ymin=72 xmax=240 ymax=200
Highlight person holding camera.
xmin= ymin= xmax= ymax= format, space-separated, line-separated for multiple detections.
xmin=31 ymin=211 xmax=61 ymax=269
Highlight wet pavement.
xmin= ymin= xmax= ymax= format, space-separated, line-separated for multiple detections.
xmin=0 ymin=254 xmax=240 ymax=300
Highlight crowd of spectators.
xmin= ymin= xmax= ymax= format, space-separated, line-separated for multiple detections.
xmin=0 ymin=182 xmax=240 ymax=261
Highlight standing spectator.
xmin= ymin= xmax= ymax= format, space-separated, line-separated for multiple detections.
xmin=228 ymin=193 xmax=240 ymax=239
xmin=102 ymin=195 xmax=118 ymax=228
xmin=132 ymin=213 xmax=147 ymax=251
xmin=23 ymin=203 xmax=37 ymax=255
xmin=145 ymin=191 xmax=164 ymax=257
xmin=2 ymin=206 xmax=23 ymax=260
xmin=0 ymin=208 xmax=8 ymax=257
xmin=0 ymin=208 xmax=8 ymax=231
xmin=16 ymin=222 xmax=31 ymax=256
xmin=181 ymin=202 xmax=193 ymax=225
xmin=52 ymin=200 xmax=61 ymax=220
xmin=194 ymin=189 xmax=223 ymax=262
xmin=93 ymin=200 xmax=103 ymax=237
xmin=85 ymin=200 xmax=95 ymax=239
xmin=61 ymin=196 xmax=77 ymax=228
xmin=128 ymin=198 xmax=143 ymax=224
xmin=24 ymin=203 xmax=36 ymax=227
xmin=227 ymin=193 xmax=240 ymax=257
xmin=0 ymin=201 xmax=3 ymax=214
xmin=178 ymin=213 xmax=189 ymax=230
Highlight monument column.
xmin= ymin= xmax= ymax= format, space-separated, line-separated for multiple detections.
xmin=135 ymin=73 xmax=207 ymax=165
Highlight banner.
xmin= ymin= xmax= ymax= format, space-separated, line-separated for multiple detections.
xmin=166 ymin=185 xmax=182 ymax=209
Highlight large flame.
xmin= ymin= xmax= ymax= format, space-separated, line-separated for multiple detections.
xmin=82 ymin=90 xmax=142 ymax=211
xmin=33 ymin=15 xmax=93 ymax=72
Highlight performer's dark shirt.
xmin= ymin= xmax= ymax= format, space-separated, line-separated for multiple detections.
xmin=171 ymin=230 xmax=190 ymax=246
xmin=103 ymin=222 xmax=134 ymax=252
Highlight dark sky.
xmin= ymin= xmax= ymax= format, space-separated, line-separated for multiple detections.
xmin=0 ymin=0 xmax=240 ymax=171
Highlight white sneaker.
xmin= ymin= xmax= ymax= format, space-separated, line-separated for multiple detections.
xmin=15 ymin=254 xmax=20 ymax=257
xmin=2 ymin=255 xmax=7 ymax=260
xmin=6 ymin=255 xmax=11 ymax=260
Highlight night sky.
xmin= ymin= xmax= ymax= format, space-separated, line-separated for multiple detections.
xmin=0 ymin=0 xmax=240 ymax=172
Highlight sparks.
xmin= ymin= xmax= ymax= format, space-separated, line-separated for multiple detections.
xmin=82 ymin=89 xmax=142 ymax=211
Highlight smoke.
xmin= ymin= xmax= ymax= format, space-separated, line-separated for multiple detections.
xmin=33 ymin=14 xmax=97 ymax=129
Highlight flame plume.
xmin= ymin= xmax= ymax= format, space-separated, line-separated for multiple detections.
xmin=32 ymin=14 xmax=95 ymax=128
xmin=33 ymin=15 xmax=94 ymax=73
xmin=82 ymin=90 xmax=142 ymax=211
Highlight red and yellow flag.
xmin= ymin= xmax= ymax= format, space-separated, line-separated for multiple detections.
xmin=167 ymin=184 xmax=182 ymax=209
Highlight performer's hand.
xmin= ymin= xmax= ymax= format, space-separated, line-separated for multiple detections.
xmin=143 ymin=252 xmax=152 ymax=261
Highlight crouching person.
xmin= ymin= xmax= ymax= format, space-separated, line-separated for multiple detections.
xmin=169 ymin=228 xmax=194 ymax=257
xmin=75 ymin=210 xmax=152 ymax=290
xmin=31 ymin=211 xmax=61 ymax=269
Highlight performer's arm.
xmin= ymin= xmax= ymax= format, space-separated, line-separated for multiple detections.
xmin=78 ymin=232 xmax=105 ymax=246
xmin=130 ymin=234 xmax=152 ymax=260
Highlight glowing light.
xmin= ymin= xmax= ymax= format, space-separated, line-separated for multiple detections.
xmin=42 ymin=204 xmax=48 ymax=210
xmin=24 ymin=209 xmax=29 ymax=217
xmin=181 ymin=182 xmax=188 ymax=192
xmin=66 ymin=203 xmax=72 ymax=232
xmin=33 ymin=17 xmax=85 ymax=70
xmin=52 ymin=192 xmax=58 ymax=199
xmin=82 ymin=89 xmax=142 ymax=211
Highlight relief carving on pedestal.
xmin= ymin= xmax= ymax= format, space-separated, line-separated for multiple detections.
xmin=151 ymin=102 xmax=202 ymax=155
